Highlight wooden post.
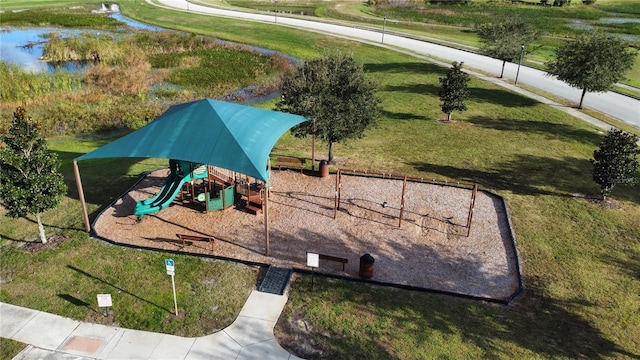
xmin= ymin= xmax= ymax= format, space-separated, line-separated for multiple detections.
xmin=311 ymin=117 xmax=316 ymax=173
xmin=73 ymin=161 xmax=91 ymax=233
xmin=466 ymin=184 xmax=477 ymax=237
xmin=334 ymin=168 xmax=339 ymax=219
xmin=264 ymin=160 xmax=271 ymax=256
xmin=399 ymin=176 xmax=407 ymax=228
xmin=337 ymin=169 xmax=342 ymax=211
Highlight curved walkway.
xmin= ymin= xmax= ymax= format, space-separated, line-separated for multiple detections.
xmin=1 ymin=291 xmax=300 ymax=360
xmin=152 ymin=0 xmax=639 ymax=128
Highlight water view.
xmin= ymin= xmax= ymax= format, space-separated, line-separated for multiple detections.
xmin=0 ymin=9 xmax=163 ymax=73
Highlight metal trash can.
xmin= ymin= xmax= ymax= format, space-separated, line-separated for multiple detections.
xmin=319 ymin=160 xmax=329 ymax=178
xmin=359 ymin=254 xmax=375 ymax=279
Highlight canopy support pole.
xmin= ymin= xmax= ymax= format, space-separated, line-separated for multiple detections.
xmin=264 ymin=158 xmax=271 ymax=256
xmin=311 ymin=117 xmax=316 ymax=173
xmin=73 ymin=160 xmax=91 ymax=233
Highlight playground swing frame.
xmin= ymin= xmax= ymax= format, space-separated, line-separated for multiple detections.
xmin=333 ymin=168 xmax=478 ymax=237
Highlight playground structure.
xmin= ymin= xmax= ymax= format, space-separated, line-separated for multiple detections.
xmin=135 ymin=160 xmax=266 ymax=217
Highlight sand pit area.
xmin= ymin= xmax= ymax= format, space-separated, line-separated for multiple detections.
xmin=93 ymin=169 xmax=521 ymax=301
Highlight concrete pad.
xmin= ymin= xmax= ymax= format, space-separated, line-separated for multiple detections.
xmin=237 ymin=339 xmax=292 ymax=360
xmin=239 ymin=291 xmax=288 ymax=322
xmin=224 ymin=316 xmax=275 ymax=347
xmin=148 ymin=334 xmax=196 ymax=360
xmin=58 ymin=322 xmax=120 ymax=357
xmin=11 ymin=311 xmax=79 ymax=350
xmin=185 ymin=332 xmax=242 ymax=360
xmin=98 ymin=329 xmax=164 ymax=359
xmin=0 ymin=303 xmax=37 ymax=338
xmin=13 ymin=345 xmax=94 ymax=360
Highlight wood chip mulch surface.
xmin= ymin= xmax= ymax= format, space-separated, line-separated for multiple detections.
xmin=93 ymin=169 xmax=521 ymax=301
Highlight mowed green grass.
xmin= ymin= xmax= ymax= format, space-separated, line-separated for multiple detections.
xmin=0 ymin=1 xmax=639 ymax=359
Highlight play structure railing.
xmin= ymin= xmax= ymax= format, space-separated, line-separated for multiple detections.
xmin=207 ymin=165 xmax=236 ymax=185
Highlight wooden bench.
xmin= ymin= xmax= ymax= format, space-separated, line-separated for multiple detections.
xmin=176 ymin=233 xmax=215 ymax=251
xmin=308 ymin=252 xmax=349 ymax=271
xmin=276 ymin=157 xmax=305 ymax=172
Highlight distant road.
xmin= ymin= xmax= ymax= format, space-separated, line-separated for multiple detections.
xmin=154 ymin=0 xmax=639 ymax=128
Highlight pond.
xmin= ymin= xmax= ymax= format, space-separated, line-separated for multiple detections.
xmin=0 ymin=6 xmax=297 ymax=103
xmin=0 ymin=10 xmax=164 ymax=73
xmin=0 ymin=27 xmax=87 ymax=72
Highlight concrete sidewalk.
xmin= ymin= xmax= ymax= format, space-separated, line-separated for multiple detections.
xmin=1 ymin=290 xmax=302 ymax=360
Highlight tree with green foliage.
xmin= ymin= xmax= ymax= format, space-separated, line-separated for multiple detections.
xmin=591 ymin=129 xmax=639 ymax=199
xmin=0 ymin=107 xmax=67 ymax=243
xmin=439 ymin=62 xmax=470 ymax=122
xmin=546 ymin=32 xmax=637 ymax=109
xmin=477 ymin=15 xmax=541 ymax=79
xmin=276 ymin=53 xmax=380 ymax=162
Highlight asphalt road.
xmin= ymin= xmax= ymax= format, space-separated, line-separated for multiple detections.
xmin=154 ymin=0 xmax=639 ymax=128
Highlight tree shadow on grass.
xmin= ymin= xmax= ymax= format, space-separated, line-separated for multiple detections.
xmin=380 ymin=108 xmax=430 ymax=121
xmin=468 ymin=87 xmax=539 ymax=108
xmin=383 ymin=82 xmax=440 ymax=96
xmin=410 ymin=154 xmax=596 ymax=197
xmin=281 ymin=273 xmax=636 ymax=359
xmin=467 ymin=116 xmax=603 ymax=146
xmin=364 ymin=62 xmax=444 ymax=75
xmin=66 ymin=265 xmax=172 ymax=313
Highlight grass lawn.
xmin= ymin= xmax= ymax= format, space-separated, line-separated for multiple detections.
xmin=1 ymin=1 xmax=639 ymax=359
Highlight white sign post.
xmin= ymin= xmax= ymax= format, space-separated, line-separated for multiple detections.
xmin=165 ymin=259 xmax=178 ymax=315
xmin=307 ymin=253 xmax=320 ymax=291
xmin=97 ymin=293 xmax=112 ymax=317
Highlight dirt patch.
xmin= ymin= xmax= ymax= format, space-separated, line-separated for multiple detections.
xmin=275 ymin=307 xmax=326 ymax=359
xmin=21 ymin=235 xmax=66 ymax=253
xmin=576 ymin=193 xmax=622 ymax=210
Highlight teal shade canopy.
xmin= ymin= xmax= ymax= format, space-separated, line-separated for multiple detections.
xmin=75 ymin=99 xmax=308 ymax=182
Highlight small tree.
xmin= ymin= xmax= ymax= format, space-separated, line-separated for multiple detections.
xmin=477 ymin=15 xmax=541 ymax=78
xmin=276 ymin=53 xmax=380 ymax=162
xmin=591 ymin=129 xmax=639 ymax=198
xmin=0 ymin=107 xmax=67 ymax=243
xmin=546 ymin=32 xmax=637 ymax=109
xmin=439 ymin=62 xmax=470 ymax=122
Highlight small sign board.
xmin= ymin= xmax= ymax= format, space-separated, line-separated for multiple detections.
xmin=165 ymin=259 xmax=175 ymax=275
xmin=307 ymin=253 xmax=319 ymax=268
xmin=97 ymin=293 xmax=112 ymax=308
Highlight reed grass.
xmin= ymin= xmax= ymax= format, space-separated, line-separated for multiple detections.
xmin=0 ymin=62 xmax=83 ymax=102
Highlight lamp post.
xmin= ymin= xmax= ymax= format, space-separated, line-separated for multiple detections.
xmin=381 ymin=15 xmax=387 ymax=44
xmin=515 ymin=43 xmax=525 ymax=85
xmin=275 ymin=0 xmax=278 ymax=23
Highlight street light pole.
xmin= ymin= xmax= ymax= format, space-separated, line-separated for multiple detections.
xmin=515 ymin=43 xmax=525 ymax=85
xmin=381 ymin=15 xmax=387 ymax=44
xmin=275 ymin=0 xmax=278 ymax=23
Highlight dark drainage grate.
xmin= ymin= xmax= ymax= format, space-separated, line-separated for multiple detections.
xmin=258 ymin=266 xmax=292 ymax=295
